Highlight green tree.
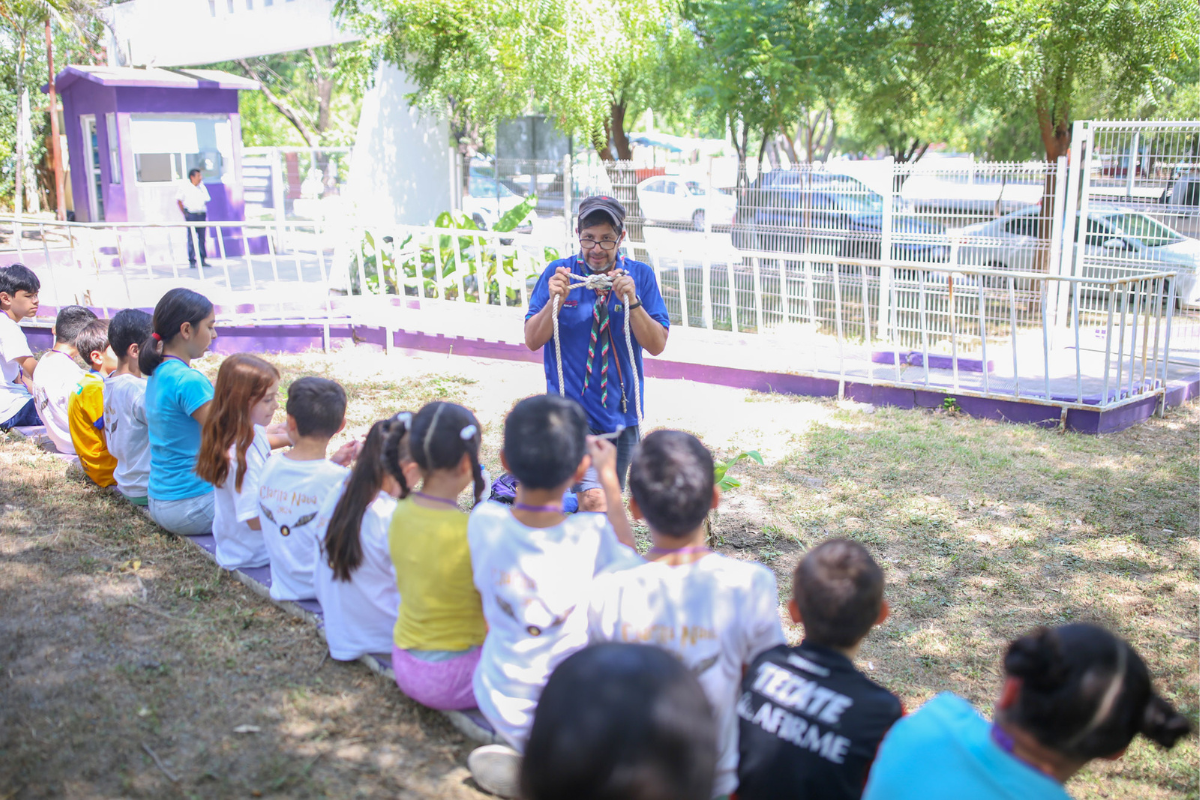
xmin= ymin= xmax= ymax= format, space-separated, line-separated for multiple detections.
xmin=334 ymin=0 xmax=538 ymax=164
xmin=686 ymin=0 xmax=806 ymax=183
xmin=207 ymin=44 xmax=372 ymax=149
xmin=987 ymin=0 xmax=1199 ymax=160
xmin=0 ymin=0 xmax=101 ymax=212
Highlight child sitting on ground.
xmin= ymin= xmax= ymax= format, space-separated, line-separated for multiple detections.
xmin=142 ymin=288 xmax=218 ymax=535
xmin=737 ymin=539 xmax=902 ymax=800
xmin=466 ymin=394 xmax=638 ymax=798
xmin=257 ymin=376 xmax=357 ymax=602
xmin=587 ymin=430 xmax=786 ymax=799
xmin=521 ymin=642 xmax=720 ymax=800
xmin=102 ymin=309 xmax=154 ymax=505
xmin=863 ymin=623 xmax=1190 ymax=800
xmin=195 ymin=354 xmax=288 ymax=570
xmin=313 ymin=416 xmax=414 ymax=661
xmin=67 ymin=319 xmax=119 ymax=486
xmin=385 ymin=402 xmax=487 ymax=707
xmin=0 ymin=264 xmax=42 ymax=431
xmin=32 ymin=305 xmax=97 ymax=454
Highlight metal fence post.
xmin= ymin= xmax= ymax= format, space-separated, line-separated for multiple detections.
xmin=1046 ymin=156 xmax=1069 ymax=346
xmin=563 ymin=153 xmax=573 ymax=254
xmin=876 ymin=157 xmax=896 ymax=341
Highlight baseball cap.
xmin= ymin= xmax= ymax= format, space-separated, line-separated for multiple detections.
xmin=577 ymin=196 xmax=626 ymax=233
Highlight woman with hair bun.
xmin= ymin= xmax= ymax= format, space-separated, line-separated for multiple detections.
xmin=863 ymin=623 xmax=1190 ymax=799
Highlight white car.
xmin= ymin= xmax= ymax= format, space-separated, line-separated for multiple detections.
xmin=636 ymin=176 xmax=737 ymax=231
xmin=957 ymin=205 xmax=1200 ymax=306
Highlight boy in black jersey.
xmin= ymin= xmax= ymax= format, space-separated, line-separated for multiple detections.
xmin=737 ymin=539 xmax=902 ymax=800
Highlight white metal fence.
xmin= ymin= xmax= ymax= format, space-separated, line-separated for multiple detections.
xmin=1 ymin=118 xmax=1195 ymax=413
xmin=1062 ymin=121 xmax=1200 ymax=363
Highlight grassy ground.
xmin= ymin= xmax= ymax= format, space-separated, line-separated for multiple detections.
xmin=2 ymin=347 xmax=1196 ymax=798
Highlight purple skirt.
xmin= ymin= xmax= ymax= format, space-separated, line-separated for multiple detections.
xmin=392 ymin=645 xmax=481 ymax=711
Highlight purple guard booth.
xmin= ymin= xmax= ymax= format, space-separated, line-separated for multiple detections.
xmin=45 ymin=66 xmax=260 ymax=255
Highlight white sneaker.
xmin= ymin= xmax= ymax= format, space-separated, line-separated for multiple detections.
xmin=468 ymin=744 xmax=522 ymax=798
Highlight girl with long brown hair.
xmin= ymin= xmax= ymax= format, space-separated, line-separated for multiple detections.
xmin=313 ymin=416 xmax=419 ymax=661
xmin=196 ymin=353 xmax=284 ymax=570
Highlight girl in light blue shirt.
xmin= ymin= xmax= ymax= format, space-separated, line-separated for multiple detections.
xmin=864 ymin=624 xmax=1189 ymax=800
xmin=142 ymin=288 xmax=218 ymax=536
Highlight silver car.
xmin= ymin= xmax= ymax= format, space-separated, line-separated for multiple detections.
xmin=956 ymin=205 xmax=1199 ymax=306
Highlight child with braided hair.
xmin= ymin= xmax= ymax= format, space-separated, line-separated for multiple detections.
xmin=384 ymin=401 xmax=488 ymax=710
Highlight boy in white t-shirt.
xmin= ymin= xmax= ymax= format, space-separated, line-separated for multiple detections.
xmin=257 ymin=377 xmax=358 ymax=602
xmin=587 ymin=430 xmax=787 ymax=799
xmin=102 ymin=309 xmax=154 ymax=505
xmin=0 ymin=264 xmax=42 ymax=431
xmin=466 ymin=394 xmax=640 ymax=798
xmin=32 ymin=305 xmax=98 ymax=454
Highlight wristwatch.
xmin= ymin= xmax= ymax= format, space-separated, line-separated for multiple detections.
xmin=627 ymin=298 xmax=643 ymax=311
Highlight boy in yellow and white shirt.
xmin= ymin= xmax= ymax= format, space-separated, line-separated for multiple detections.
xmin=68 ymin=319 xmax=119 ymax=486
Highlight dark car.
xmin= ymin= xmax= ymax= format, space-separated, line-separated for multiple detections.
xmin=732 ymin=170 xmax=949 ymax=262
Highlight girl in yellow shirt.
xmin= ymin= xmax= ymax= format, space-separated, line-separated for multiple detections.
xmin=385 ymin=401 xmax=487 ymax=710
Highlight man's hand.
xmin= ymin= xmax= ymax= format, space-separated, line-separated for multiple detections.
xmin=610 ymin=271 xmax=637 ymax=306
xmin=548 ymin=266 xmax=572 ymax=307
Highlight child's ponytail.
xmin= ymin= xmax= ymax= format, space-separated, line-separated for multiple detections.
xmin=408 ymin=401 xmax=485 ymax=508
xmin=140 ymin=287 xmax=213 ymax=376
xmin=383 ymin=412 xmax=413 ymax=498
xmin=326 ymin=419 xmax=394 ymax=582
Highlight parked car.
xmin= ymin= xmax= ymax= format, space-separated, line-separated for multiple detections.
xmin=732 ymin=170 xmax=949 ymax=262
xmin=1158 ymin=169 xmax=1200 ymax=239
xmin=957 ymin=205 xmax=1199 ymax=306
xmin=462 ymin=176 xmax=533 ymax=233
xmin=636 ymin=175 xmax=737 ymax=231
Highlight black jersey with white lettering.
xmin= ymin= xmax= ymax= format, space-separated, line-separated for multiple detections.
xmin=736 ymin=641 xmax=903 ymax=800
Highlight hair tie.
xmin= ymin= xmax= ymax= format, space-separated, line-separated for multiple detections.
xmin=391 ymin=411 xmax=412 ymax=427
xmin=460 ymin=424 xmax=478 ymax=441
xmin=151 ymin=332 xmax=162 ymax=342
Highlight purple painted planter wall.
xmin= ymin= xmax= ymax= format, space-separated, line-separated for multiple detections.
xmin=46 ymin=67 xmax=250 ymax=227
xmin=16 ymin=314 xmax=1195 ymax=436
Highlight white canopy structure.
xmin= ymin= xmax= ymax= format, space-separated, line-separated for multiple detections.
xmin=103 ymin=0 xmax=453 ymax=225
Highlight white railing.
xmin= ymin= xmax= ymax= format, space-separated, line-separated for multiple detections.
xmin=1 ymin=214 xmax=1180 ymax=413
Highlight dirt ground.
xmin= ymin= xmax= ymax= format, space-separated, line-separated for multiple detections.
xmin=1 ymin=346 xmax=1197 ymax=798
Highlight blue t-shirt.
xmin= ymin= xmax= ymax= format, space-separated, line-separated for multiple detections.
xmin=863 ymin=693 xmax=1072 ymax=800
xmin=526 ymin=254 xmax=670 ymax=433
xmin=145 ymin=357 xmax=215 ymax=501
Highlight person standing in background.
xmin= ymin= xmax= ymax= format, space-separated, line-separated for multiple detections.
xmin=176 ymin=168 xmax=211 ymax=268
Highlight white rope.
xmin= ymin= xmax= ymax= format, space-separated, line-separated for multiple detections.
xmin=551 ymin=271 xmax=643 ymax=430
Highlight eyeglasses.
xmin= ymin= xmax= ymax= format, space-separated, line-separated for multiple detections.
xmin=580 ymin=238 xmax=619 ymax=251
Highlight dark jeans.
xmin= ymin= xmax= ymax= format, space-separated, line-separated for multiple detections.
xmin=185 ymin=211 xmax=208 ymax=265
xmin=573 ymin=424 xmax=640 ymax=494
xmin=0 ymin=398 xmax=41 ymax=431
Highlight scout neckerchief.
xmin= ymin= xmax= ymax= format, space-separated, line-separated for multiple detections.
xmin=579 ymin=253 xmax=627 ymax=408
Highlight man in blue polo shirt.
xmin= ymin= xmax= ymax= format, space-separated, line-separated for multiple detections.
xmin=524 ymin=196 xmax=670 ymax=512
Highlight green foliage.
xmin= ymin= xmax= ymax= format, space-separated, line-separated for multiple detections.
xmin=0 ymin=1 xmax=105 ymax=209
xmin=714 ymin=450 xmax=763 ymax=492
xmin=984 ymin=0 xmax=1200 ymax=156
xmin=351 ymin=196 xmax=551 ymax=305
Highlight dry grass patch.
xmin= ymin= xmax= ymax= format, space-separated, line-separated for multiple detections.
xmin=2 ymin=346 xmax=1196 ymax=799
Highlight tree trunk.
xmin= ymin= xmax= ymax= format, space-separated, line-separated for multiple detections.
xmin=1036 ymin=100 xmax=1071 ymax=161
xmin=309 ymin=47 xmax=335 ymax=137
xmin=609 ymin=101 xmax=631 ymax=161
xmin=46 ymin=18 xmax=65 ymax=220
